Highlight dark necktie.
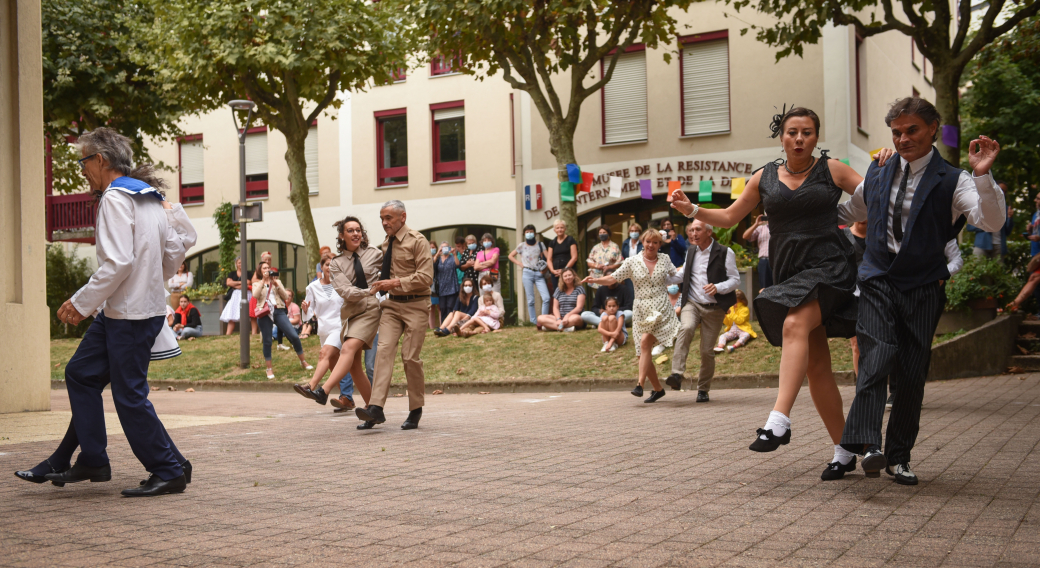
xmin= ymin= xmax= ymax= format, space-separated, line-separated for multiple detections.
xmin=380 ymin=236 xmax=394 ymax=281
xmin=892 ymin=163 xmax=911 ymax=243
xmin=352 ymin=251 xmax=368 ymax=289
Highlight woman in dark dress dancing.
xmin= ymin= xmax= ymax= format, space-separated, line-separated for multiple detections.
xmin=669 ymin=107 xmax=892 ymax=480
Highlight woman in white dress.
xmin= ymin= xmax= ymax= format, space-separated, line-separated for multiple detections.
xmin=219 ymin=257 xmax=249 ymax=334
xmin=298 ymin=256 xmax=345 ymax=398
xmin=583 ymin=230 xmax=680 ymax=403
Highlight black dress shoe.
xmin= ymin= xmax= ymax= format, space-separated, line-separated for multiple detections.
xmin=313 ymin=388 xmax=329 ymax=405
xmin=45 ymin=462 xmax=111 ymax=484
xmin=121 ymin=474 xmax=187 ymax=497
xmin=748 ymin=428 xmax=790 ymax=452
xmin=644 ymin=390 xmax=666 ymax=403
xmin=630 ymin=385 xmax=643 ymax=397
xmin=355 ymin=405 xmax=386 ymax=424
xmin=885 ymin=462 xmax=918 ymax=485
xmin=861 ymin=447 xmax=887 ymax=478
xmin=140 ymin=459 xmax=192 ymax=486
xmin=401 ymin=408 xmax=422 ymax=430
xmin=696 ymin=390 xmax=710 ymax=403
xmin=665 ymin=373 xmax=684 ymax=391
xmin=821 ymin=456 xmax=857 ymax=481
xmin=293 ymin=384 xmax=319 ymax=401
xmin=15 ymin=459 xmax=69 ymax=487
xmin=357 ymin=420 xmax=375 ymax=430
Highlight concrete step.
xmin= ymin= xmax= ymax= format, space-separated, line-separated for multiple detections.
xmin=1018 ymin=320 xmax=1040 ymax=334
xmin=1015 ymin=337 xmax=1040 ymax=350
xmin=1008 ymin=355 xmax=1040 ymax=371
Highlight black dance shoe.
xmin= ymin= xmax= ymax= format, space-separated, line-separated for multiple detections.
xmin=45 ymin=462 xmax=111 ymax=484
xmin=357 ymin=420 xmax=376 ymax=430
xmin=401 ymin=408 xmax=422 ymax=430
xmin=140 ymin=460 xmax=192 ymax=486
xmin=355 ymin=405 xmax=386 ymax=424
xmin=861 ymin=447 xmax=887 ymax=478
xmin=15 ymin=459 xmax=69 ymax=487
xmin=665 ymin=373 xmax=684 ymax=391
xmin=630 ymin=385 xmax=644 ymax=397
xmin=121 ymin=474 xmax=187 ymax=497
xmin=293 ymin=384 xmax=318 ymax=401
xmin=748 ymin=428 xmax=790 ymax=452
xmin=696 ymin=390 xmax=710 ymax=403
xmin=644 ymin=390 xmax=666 ymax=403
xmin=821 ymin=456 xmax=857 ymax=481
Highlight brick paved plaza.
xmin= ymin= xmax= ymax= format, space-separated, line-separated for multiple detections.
xmin=2 ymin=375 xmax=1039 ymax=567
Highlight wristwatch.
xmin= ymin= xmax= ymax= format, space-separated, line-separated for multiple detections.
xmin=684 ymin=204 xmax=700 ymax=219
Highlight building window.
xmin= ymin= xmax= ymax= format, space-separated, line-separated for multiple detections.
xmin=680 ymin=31 xmax=730 ymax=137
xmin=245 ymin=127 xmax=269 ymax=199
xmin=431 ymin=101 xmax=465 ymax=181
xmin=376 ymin=109 xmax=408 ymax=187
xmin=912 ymin=87 xmax=920 ymax=98
xmin=393 ymin=67 xmax=407 ymax=82
xmin=855 ymin=34 xmax=865 ymax=129
xmin=601 ymin=47 xmax=648 ymax=144
xmin=431 ymin=54 xmax=460 ymax=76
xmin=178 ymin=134 xmax=204 ymax=205
xmin=911 ymin=39 xmax=920 ymax=71
xmin=305 ymin=122 xmax=319 ymax=195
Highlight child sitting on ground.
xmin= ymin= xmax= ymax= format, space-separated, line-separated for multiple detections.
xmin=458 ymin=292 xmax=502 ymax=337
xmin=596 ymin=296 xmax=627 ymax=352
xmin=715 ymin=290 xmax=756 ymax=353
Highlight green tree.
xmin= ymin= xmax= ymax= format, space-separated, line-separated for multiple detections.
xmin=139 ymin=0 xmax=409 ymax=280
xmin=46 ymin=245 xmax=94 ymax=338
xmin=43 ymin=0 xmax=187 ymax=193
xmin=402 ymin=0 xmax=694 ymax=240
xmin=727 ymin=0 xmax=1040 ymax=166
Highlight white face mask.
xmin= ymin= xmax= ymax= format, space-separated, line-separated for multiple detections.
xmin=463 ymin=285 xmax=473 ymax=294
xmin=481 ymin=284 xmax=493 ymax=292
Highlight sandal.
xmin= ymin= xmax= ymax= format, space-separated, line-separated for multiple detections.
xmin=266 ymin=369 xmax=275 ymax=380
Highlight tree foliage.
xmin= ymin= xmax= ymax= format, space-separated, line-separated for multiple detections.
xmin=46 ymin=245 xmax=94 ymax=338
xmin=137 ymin=0 xmax=409 ymax=279
xmin=402 ymin=0 xmax=695 ymax=239
xmin=43 ymin=0 xmax=188 ymax=193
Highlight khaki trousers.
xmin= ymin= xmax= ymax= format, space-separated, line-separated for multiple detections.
xmin=670 ymin=302 xmax=727 ymax=392
xmin=371 ymin=298 xmax=429 ymax=410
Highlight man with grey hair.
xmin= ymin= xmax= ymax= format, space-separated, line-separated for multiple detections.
xmin=355 ymin=200 xmax=435 ymax=429
xmin=665 ymin=219 xmax=740 ymax=402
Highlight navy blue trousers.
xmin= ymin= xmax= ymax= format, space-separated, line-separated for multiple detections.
xmin=65 ymin=312 xmax=184 ymax=481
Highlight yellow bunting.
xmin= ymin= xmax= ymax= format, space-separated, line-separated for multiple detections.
xmin=731 ymin=177 xmax=746 ymax=199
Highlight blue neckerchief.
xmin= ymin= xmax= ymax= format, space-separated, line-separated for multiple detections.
xmin=105 ymin=176 xmax=165 ymax=200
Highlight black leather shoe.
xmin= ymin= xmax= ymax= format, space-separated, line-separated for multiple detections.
xmin=821 ymin=456 xmax=857 ymax=481
xmin=313 ymin=387 xmax=329 ymax=405
xmin=665 ymin=373 xmax=684 ymax=391
xmin=121 ymin=474 xmax=187 ymax=497
xmin=293 ymin=384 xmax=318 ymax=401
xmin=15 ymin=459 xmax=69 ymax=487
xmin=357 ymin=420 xmax=375 ymax=430
xmin=748 ymin=428 xmax=790 ymax=452
xmin=355 ymin=405 xmax=386 ymax=424
xmin=140 ymin=460 xmax=192 ymax=486
xmin=630 ymin=385 xmax=643 ymax=397
xmin=861 ymin=447 xmax=887 ymax=478
xmin=885 ymin=462 xmax=918 ymax=485
xmin=45 ymin=462 xmax=111 ymax=484
xmin=644 ymin=390 xmax=666 ymax=403
xmin=696 ymin=390 xmax=710 ymax=403
xmin=401 ymin=408 xmax=422 ymax=430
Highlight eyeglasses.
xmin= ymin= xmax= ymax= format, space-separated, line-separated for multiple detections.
xmin=78 ymin=153 xmax=99 ymax=169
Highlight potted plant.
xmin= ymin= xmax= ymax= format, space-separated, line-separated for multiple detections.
xmin=182 ymin=283 xmax=226 ymax=336
xmin=938 ymin=255 xmax=1018 ymax=334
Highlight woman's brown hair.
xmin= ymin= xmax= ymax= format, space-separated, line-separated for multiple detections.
xmin=458 ymin=278 xmax=477 ymax=304
xmin=770 ymin=106 xmax=821 ymax=138
xmin=253 ymin=261 xmax=270 ymax=281
xmin=333 ymin=216 xmax=369 ymax=252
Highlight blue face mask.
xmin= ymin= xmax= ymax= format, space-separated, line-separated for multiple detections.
xmin=525 ymin=232 xmax=535 ymax=242
xmin=667 ymin=285 xmax=680 ymax=295
xmin=629 ymin=232 xmax=639 ymax=240
xmin=483 ymin=241 xmax=493 ymax=249
xmin=441 ymin=246 xmax=451 ymax=255
xmin=467 ymin=243 xmax=477 ymax=251
xmin=431 ymin=247 xmax=437 ymax=255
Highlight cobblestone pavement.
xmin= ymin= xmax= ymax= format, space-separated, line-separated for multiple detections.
xmin=1 ymin=375 xmax=1039 ymax=567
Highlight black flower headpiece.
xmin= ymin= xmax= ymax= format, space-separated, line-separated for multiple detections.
xmin=769 ymin=104 xmax=791 ymax=139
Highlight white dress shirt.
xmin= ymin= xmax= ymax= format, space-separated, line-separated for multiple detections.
xmin=838 ymin=149 xmax=1005 ymax=253
xmin=685 ymin=239 xmax=740 ymax=305
xmin=72 ymin=188 xmax=198 ymax=320
xmin=944 ymin=239 xmax=963 ymax=276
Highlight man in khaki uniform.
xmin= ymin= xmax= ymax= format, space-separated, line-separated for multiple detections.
xmin=356 ymin=200 xmax=434 ymax=429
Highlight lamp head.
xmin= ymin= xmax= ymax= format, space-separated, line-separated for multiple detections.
xmin=229 ymin=100 xmax=256 ymax=111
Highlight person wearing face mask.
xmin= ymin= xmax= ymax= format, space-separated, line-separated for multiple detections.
xmin=586 ymin=226 xmax=622 ymax=289
xmin=459 ymin=234 xmax=480 ymax=284
xmin=434 ymin=241 xmax=459 ymax=325
xmin=508 ymin=224 xmax=551 ymax=324
xmin=622 ymin=223 xmax=643 ymax=259
xmin=436 ymin=277 xmax=480 ymax=336
xmin=666 ymin=282 xmax=681 ymax=314
xmin=477 ymin=274 xmax=505 ymax=327
xmin=474 ymin=232 xmax=502 ymax=293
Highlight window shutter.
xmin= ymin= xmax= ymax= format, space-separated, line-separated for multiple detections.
xmin=433 ymin=107 xmax=465 ymax=121
xmin=180 ymin=140 xmax=204 ymax=185
xmin=305 ymin=126 xmax=319 ymax=194
xmin=682 ymin=40 xmax=730 ymax=136
xmin=603 ymin=52 xmax=648 ymax=144
xmin=245 ymin=132 xmax=268 ymax=175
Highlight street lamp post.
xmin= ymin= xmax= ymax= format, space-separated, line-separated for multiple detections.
xmin=229 ymin=100 xmax=256 ymax=369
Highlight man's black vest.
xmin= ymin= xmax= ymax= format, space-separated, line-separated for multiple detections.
xmin=680 ymin=240 xmax=736 ymax=311
xmin=859 ymin=148 xmax=967 ymax=292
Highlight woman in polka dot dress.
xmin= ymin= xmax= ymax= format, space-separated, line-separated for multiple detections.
xmin=583 ymin=230 xmax=681 ymax=403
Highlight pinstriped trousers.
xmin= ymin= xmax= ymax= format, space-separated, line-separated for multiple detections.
xmin=840 ymin=276 xmax=945 ymax=464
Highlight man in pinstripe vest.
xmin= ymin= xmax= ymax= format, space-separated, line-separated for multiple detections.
xmin=837 ymin=98 xmax=1004 ymax=485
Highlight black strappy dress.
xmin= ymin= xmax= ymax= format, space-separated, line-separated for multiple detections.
xmin=753 ymin=158 xmax=858 ymax=346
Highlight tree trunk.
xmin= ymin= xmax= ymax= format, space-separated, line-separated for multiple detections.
xmin=933 ymin=64 xmax=962 ymax=167
xmin=549 ymin=123 xmax=579 ymax=242
xmin=283 ymin=128 xmax=321 ymax=282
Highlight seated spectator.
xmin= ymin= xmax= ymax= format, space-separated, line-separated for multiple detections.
xmin=173 ymin=295 xmax=203 ymax=340
xmin=667 ymin=282 xmax=681 ymax=315
xmin=536 ymin=267 xmax=586 ymax=332
xmin=457 ymin=292 xmax=503 ymax=337
xmin=275 ymin=289 xmax=303 ymax=350
xmin=596 ymin=297 xmax=627 ymax=352
xmin=581 ymin=278 xmax=633 ymax=328
xmin=478 ymin=274 xmax=505 ymax=326
xmin=436 ymin=277 xmax=479 ymax=336
xmin=714 ymin=290 xmax=756 ymax=353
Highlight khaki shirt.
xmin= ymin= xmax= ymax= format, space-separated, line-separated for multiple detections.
xmin=380 ymin=224 xmax=434 ymax=296
xmin=328 ymin=246 xmax=383 ymax=320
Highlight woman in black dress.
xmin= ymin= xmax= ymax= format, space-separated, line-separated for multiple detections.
xmin=669 ymin=107 xmax=892 ymax=480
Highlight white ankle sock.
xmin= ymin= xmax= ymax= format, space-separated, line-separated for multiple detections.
xmin=762 ymin=411 xmax=790 ymax=439
xmin=833 ymin=444 xmax=855 ymax=465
